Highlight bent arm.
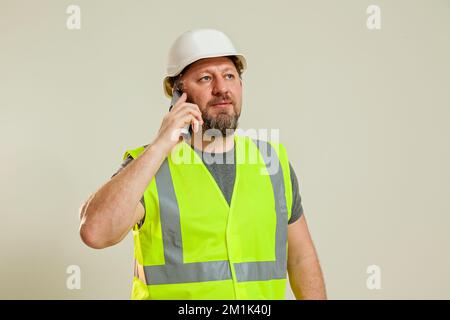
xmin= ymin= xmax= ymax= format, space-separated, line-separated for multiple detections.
xmin=287 ymin=214 xmax=327 ymax=299
xmin=79 ymin=143 xmax=167 ymax=249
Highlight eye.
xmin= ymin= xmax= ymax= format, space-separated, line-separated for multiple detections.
xmin=225 ymin=73 xmax=235 ymax=80
xmin=199 ymin=75 xmax=211 ymax=82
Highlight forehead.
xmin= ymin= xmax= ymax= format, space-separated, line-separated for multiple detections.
xmin=184 ymin=57 xmax=236 ymax=75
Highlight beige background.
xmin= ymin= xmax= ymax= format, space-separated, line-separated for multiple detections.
xmin=1 ymin=0 xmax=449 ymax=299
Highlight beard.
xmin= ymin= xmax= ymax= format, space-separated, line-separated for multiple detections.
xmin=201 ymin=95 xmax=241 ymax=137
xmin=185 ymin=91 xmax=241 ymax=137
xmin=202 ymin=109 xmax=240 ymax=137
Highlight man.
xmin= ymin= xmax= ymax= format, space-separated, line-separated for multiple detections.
xmin=79 ymin=29 xmax=326 ymax=300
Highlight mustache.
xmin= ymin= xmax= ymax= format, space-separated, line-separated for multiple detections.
xmin=207 ymin=95 xmax=234 ymax=107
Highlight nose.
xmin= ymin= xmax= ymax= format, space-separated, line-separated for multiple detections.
xmin=212 ymin=76 xmax=229 ymax=96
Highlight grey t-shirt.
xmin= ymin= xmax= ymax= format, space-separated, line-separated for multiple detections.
xmin=112 ymin=144 xmax=304 ymax=226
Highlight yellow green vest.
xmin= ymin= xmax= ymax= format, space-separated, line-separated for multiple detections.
xmin=123 ymin=134 xmax=293 ymax=299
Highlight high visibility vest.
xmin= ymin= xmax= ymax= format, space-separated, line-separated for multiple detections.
xmin=123 ymin=134 xmax=293 ymax=299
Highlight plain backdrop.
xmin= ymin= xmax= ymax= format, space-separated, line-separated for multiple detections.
xmin=1 ymin=0 xmax=449 ymax=299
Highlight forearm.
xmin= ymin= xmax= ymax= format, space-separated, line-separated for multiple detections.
xmin=288 ymin=255 xmax=327 ymax=300
xmin=79 ymin=142 xmax=167 ymax=248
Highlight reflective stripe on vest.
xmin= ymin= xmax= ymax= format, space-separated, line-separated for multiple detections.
xmin=143 ymin=139 xmax=288 ymax=285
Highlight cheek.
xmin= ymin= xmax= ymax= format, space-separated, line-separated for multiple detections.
xmin=232 ymin=83 xmax=242 ymax=96
xmin=187 ymin=94 xmax=207 ymax=112
xmin=187 ymin=90 xmax=201 ymax=103
xmin=196 ymin=93 xmax=211 ymax=108
xmin=233 ymin=89 xmax=242 ymax=105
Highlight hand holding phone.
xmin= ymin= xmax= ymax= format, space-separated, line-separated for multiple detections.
xmin=170 ymin=88 xmax=192 ymax=139
xmin=151 ymin=91 xmax=203 ymax=156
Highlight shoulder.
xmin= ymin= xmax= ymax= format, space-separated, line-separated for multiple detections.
xmin=123 ymin=144 xmax=149 ymax=160
xmin=238 ymin=135 xmax=287 ymax=154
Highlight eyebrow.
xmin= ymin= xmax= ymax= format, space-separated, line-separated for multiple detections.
xmin=195 ymin=66 xmax=236 ymax=74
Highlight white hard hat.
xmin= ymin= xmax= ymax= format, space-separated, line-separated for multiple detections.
xmin=163 ymin=28 xmax=247 ymax=98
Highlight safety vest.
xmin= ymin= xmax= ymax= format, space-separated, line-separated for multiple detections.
xmin=123 ymin=134 xmax=293 ymax=299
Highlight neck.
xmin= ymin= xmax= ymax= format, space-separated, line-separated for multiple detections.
xmin=188 ymin=130 xmax=235 ymax=153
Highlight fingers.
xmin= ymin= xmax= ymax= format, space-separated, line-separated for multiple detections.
xmin=171 ymin=93 xmax=201 ymax=115
xmin=170 ymin=92 xmax=187 ymax=111
xmin=181 ymin=114 xmax=201 ymax=133
xmin=178 ymin=106 xmax=203 ymax=124
xmin=167 ymin=92 xmax=204 ymax=133
xmin=171 ymin=100 xmax=203 ymax=124
xmin=173 ymin=102 xmax=201 ymax=119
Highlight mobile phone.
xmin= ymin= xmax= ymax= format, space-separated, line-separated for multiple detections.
xmin=170 ymin=88 xmax=192 ymax=139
